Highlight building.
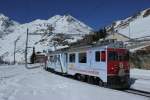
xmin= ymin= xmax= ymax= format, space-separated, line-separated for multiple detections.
xmin=34 ymin=53 xmax=47 ymax=63
xmin=106 ymin=32 xmax=130 ymax=42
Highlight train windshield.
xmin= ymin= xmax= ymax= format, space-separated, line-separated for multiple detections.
xmin=108 ymin=51 xmax=118 ymax=61
xmin=108 ymin=51 xmax=129 ymax=61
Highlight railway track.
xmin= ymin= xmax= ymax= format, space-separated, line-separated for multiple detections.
xmin=45 ymin=68 xmax=150 ymax=98
xmin=124 ymin=89 xmax=150 ymax=98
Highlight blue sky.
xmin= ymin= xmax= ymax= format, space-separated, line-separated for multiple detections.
xmin=0 ymin=0 xmax=150 ymax=30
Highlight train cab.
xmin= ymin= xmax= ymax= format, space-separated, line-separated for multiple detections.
xmin=107 ymin=48 xmax=130 ymax=89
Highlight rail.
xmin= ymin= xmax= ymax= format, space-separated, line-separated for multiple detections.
xmin=124 ymin=89 xmax=150 ymax=98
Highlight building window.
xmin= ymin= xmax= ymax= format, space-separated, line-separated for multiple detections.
xmin=101 ymin=51 xmax=106 ymax=62
xmin=95 ymin=51 xmax=100 ymax=62
xmin=79 ymin=52 xmax=87 ymax=63
xmin=69 ymin=53 xmax=75 ymax=63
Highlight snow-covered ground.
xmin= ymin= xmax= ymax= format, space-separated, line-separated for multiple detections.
xmin=130 ymin=68 xmax=150 ymax=92
xmin=0 ymin=65 xmax=149 ymax=100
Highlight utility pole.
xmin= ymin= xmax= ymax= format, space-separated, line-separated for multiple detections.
xmin=129 ymin=22 xmax=131 ymax=39
xmin=24 ymin=28 xmax=43 ymax=69
xmin=112 ymin=24 xmax=115 ymax=42
xmin=24 ymin=26 xmax=54 ymax=68
xmin=14 ymin=40 xmax=16 ymax=64
xmin=25 ymin=28 xmax=29 ymax=68
xmin=14 ymin=37 xmax=20 ymax=64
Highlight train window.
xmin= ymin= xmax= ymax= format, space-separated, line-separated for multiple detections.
xmin=57 ymin=55 xmax=60 ymax=62
xmin=95 ymin=51 xmax=100 ymax=62
xmin=119 ymin=53 xmax=129 ymax=61
xmin=124 ymin=52 xmax=129 ymax=61
xmin=69 ymin=53 xmax=75 ymax=63
xmin=65 ymin=53 xmax=68 ymax=63
xmin=79 ymin=52 xmax=87 ymax=63
xmin=108 ymin=51 xmax=129 ymax=61
xmin=101 ymin=51 xmax=106 ymax=62
xmin=118 ymin=54 xmax=124 ymax=61
xmin=108 ymin=51 xmax=118 ymax=61
xmin=49 ymin=56 xmax=53 ymax=62
xmin=54 ymin=55 xmax=57 ymax=62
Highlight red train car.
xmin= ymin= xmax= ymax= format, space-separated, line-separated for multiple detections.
xmin=107 ymin=48 xmax=130 ymax=88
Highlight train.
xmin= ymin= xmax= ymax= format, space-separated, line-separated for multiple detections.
xmin=45 ymin=40 xmax=130 ymax=89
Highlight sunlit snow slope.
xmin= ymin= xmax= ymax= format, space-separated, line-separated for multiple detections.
xmin=109 ymin=8 xmax=150 ymax=39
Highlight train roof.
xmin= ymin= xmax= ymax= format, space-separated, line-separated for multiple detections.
xmin=48 ymin=40 xmax=126 ymax=54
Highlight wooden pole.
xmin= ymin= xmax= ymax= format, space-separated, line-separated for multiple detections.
xmin=14 ymin=40 xmax=16 ymax=64
xmin=25 ymin=28 xmax=29 ymax=68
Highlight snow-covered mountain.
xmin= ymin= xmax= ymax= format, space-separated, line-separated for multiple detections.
xmin=0 ymin=14 xmax=93 ymax=62
xmin=107 ymin=8 xmax=150 ymax=39
xmin=0 ymin=14 xmax=19 ymax=38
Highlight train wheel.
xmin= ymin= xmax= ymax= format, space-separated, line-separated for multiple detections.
xmin=80 ymin=75 xmax=86 ymax=82
xmin=76 ymin=74 xmax=82 ymax=81
xmin=96 ymin=78 xmax=104 ymax=86
xmin=45 ymin=66 xmax=48 ymax=71
xmin=84 ymin=75 xmax=88 ymax=82
xmin=74 ymin=74 xmax=78 ymax=80
xmin=87 ymin=76 xmax=94 ymax=84
xmin=98 ymin=79 xmax=104 ymax=87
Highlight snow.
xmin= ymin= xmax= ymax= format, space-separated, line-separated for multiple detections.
xmin=131 ymin=69 xmax=150 ymax=80
xmin=111 ymin=8 xmax=150 ymax=39
xmin=130 ymin=68 xmax=150 ymax=92
xmin=0 ymin=65 xmax=149 ymax=100
xmin=118 ymin=15 xmax=150 ymax=38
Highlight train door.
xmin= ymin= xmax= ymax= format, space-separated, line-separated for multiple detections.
xmin=91 ymin=48 xmax=107 ymax=82
xmin=55 ymin=54 xmax=61 ymax=72
xmin=54 ymin=53 xmax=67 ymax=73
xmin=61 ymin=53 xmax=68 ymax=73
xmin=65 ymin=53 xmax=68 ymax=72
xmin=47 ymin=55 xmax=55 ymax=69
xmin=67 ymin=52 xmax=76 ymax=75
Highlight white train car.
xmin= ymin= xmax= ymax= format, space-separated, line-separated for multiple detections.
xmin=46 ymin=41 xmax=130 ymax=89
xmin=67 ymin=45 xmax=108 ymax=83
xmin=47 ymin=52 xmax=68 ymax=73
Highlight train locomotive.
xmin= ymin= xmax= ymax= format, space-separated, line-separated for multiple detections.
xmin=45 ymin=41 xmax=130 ymax=89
